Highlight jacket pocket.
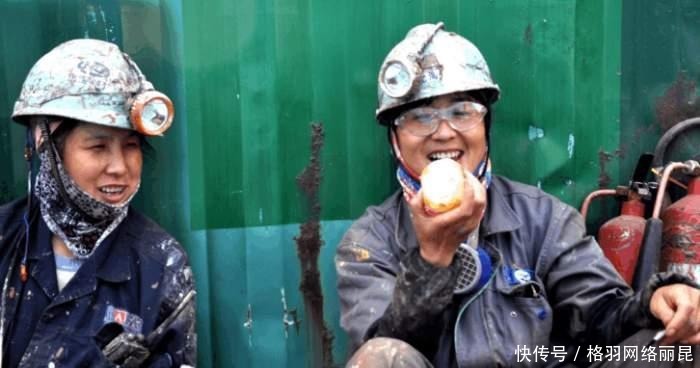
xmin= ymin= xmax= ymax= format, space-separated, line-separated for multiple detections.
xmin=488 ymin=268 xmax=553 ymax=365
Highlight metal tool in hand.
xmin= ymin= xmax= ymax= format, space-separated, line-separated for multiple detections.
xmin=103 ymin=289 xmax=195 ymax=367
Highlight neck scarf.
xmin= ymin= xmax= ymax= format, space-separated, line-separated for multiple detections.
xmin=34 ymin=143 xmax=138 ymax=259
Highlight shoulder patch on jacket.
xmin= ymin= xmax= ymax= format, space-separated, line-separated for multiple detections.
xmin=103 ymin=305 xmax=143 ymax=334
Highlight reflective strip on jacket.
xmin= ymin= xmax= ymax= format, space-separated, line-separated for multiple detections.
xmin=336 ymin=175 xmax=667 ymax=367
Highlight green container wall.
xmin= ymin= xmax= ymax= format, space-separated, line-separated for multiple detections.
xmin=0 ymin=0 xmax=698 ymax=366
xmin=620 ymin=1 xmax=700 ymax=177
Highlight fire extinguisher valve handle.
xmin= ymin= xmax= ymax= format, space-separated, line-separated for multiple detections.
xmin=682 ymin=160 xmax=700 ymax=176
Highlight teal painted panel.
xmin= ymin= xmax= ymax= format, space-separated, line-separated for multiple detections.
xmin=185 ymin=221 xmax=349 ymax=367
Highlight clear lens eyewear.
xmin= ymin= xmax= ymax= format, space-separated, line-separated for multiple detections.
xmin=394 ymin=101 xmax=487 ymax=137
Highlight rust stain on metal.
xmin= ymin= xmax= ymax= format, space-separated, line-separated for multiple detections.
xmin=598 ymin=142 xmax=639 ymax=189
xmin=294 ymin=122 xmax=335 ymax=368
xmin=598 ymin=150 xmax=615 ymax=188
xmin=523 ymin=24 xmax=533 ymax=46
xmin=655 ymin=73 xmax=700 ymax=131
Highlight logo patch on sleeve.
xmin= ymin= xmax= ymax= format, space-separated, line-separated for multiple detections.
xmin=104 ymin=305 xmax=143 ymax=334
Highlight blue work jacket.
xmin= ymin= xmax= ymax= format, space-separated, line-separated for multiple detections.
xmin=0 ymin=197 xmax=196 ymax=367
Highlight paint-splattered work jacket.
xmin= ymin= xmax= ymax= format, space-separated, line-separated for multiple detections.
xmin=0 ymin=197 xmax=196 ymax=367
xmin=336 ymin=175 xmax=686 ymax=367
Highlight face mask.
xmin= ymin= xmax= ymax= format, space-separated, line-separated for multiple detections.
xmin=34 ymin=142 xmax=138 ymax=258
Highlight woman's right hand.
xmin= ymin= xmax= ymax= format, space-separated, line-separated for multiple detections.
xmin=406 ymin=172 xmax=486 ymax=267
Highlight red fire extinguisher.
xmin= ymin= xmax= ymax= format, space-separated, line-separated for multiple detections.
xmin=636 ymin=117 xmax=700 ymax=285
xmin=581 ymin=185 xmax=651 ymax=285
xmin=598 ymin=190 xmax=647 ymax=285
xmin=580 ymin=154 xmax=654 ymax=286
xmin=654 ymin=161 xmax=700 ymax=283
xmin=626 ymin=117 xmax=700 ymax=289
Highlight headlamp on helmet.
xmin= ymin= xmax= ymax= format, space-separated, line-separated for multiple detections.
xmin=378 ymin=22 xmax=444 ymax=99
xmin=129 ymin=91 xmax=174 ymax=136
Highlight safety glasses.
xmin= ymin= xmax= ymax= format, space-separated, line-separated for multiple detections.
xmin=394 ymin=100 xmax=487 ymax=137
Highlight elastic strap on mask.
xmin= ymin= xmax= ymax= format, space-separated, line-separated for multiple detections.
xmin=24 ymin=128 xmax=33 ymax=206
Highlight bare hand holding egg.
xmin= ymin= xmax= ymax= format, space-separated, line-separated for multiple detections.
xmin=406 ymin=158 xmax=487 ymax=267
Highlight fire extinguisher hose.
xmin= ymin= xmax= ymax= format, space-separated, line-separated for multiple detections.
xmin=631 ymin=217 xmax=663 ymax=291
xmin=632 ymin=160 xmax=699 ymax=291
xmin=652 ymin=117 xmax=700 ymax=168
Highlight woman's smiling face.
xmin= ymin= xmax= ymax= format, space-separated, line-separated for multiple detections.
xmin=61 ymin=122 xmax=143 ymax=205
xmin=393 ymin=94 xmax=488 ymax=176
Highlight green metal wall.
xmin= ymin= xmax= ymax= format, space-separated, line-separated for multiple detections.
xmin=1 ymin=0 xmax=698 ymax=367
xmin=620 ymin=0 xmax=700 ymax=177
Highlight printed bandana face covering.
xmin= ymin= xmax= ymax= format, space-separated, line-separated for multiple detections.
xmin=34 ymin=142 xmax=139 ymax=259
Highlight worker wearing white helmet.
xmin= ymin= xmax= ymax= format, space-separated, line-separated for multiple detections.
xmin=336 ymin=23 xmax=700 ymax=368
xmin=0 ymin=39 xmax=195 ymax=367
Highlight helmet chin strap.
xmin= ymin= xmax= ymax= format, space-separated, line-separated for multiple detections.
xmin=23 ymin=127 xmax=34 ymax=217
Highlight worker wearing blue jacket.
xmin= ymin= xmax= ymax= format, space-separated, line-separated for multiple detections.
xmin=0 ymin=39 xmax=196 ymax=367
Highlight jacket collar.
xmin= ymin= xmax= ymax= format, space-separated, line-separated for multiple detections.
xmin=28 ymin=206 xmax=134 ymax=285
xmin=93 ymin=209 xmax=136 ymax=283
xmin=481 ymin=176 xmax=522 ymax=236
xmin=28 ymin=217 xmax=59 ymax=299
xmin=396 ymin=195 xmax=418 ymax=251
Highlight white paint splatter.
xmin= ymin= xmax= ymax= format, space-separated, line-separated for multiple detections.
xmin=528 ymin=125 xmax=545 ymax=141
xmin=567 ymin=134 xmax=575 ymax=158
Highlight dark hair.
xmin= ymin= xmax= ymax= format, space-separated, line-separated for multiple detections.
xmin=48 ymin=118 xmax=153 ymax=158
xmin=49 ymin=119 xmax=78 ymax=155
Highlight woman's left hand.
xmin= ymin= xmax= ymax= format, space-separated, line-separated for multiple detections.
xmin=650 ymin=284 xmax=700 ymax=345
